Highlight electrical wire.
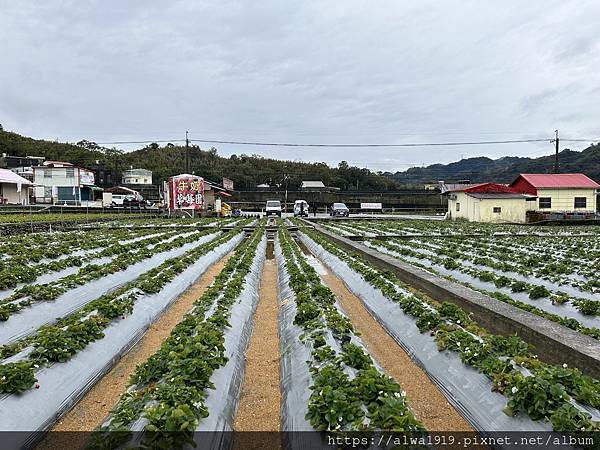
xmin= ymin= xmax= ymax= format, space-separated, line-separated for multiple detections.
xmin=96 ymin=139 xmax=186 ymax=145
xmin=188 ymin=138 xmax=552 ymax=148
xmin=93 ymin=136 xmax=600 ymax=147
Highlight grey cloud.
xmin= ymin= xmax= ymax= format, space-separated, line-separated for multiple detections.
xmin=1 ymin=0 xmax=600 ymax=170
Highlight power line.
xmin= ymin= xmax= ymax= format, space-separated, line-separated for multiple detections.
xmin=188 ymin=137 xmax=552 ymax=148
xmin=96 ymin=139 xmax=185 ymax=145
xmin=93 ymin=136 xmax=600 ymax=148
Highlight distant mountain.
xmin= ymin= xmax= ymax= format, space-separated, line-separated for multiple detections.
xmin=388 ymin=145 xmax=600 ymax=184
xmin=0 ymin=129 xmax=402 ymax=191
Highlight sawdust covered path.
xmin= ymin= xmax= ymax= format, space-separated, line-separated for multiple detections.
xmin=233 ymin=240 xmax=281 ymax=449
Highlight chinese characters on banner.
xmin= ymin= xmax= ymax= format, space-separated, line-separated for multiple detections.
xmin=169 ymin=176 xmax=205 ymax=210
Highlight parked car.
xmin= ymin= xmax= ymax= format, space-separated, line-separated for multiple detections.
xmin=265 ymin=200 xmax=282 ymax=217
xmin=293 ymin=200 xmax=309 ymax=217
xmin=330 ymin=202 xmax=350 ymax=217
xmin=110 ymin=194 xmax=127 ymax=207
xmin=123 ymin=194 xmax=150 ymax=209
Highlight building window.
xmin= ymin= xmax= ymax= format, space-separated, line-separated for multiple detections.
xmin=66 ymin=168 xmax=75 ymax=178
xmin=574 ymin=197 xmax=587 ymax=208
xmin=493 ymin=207 xmax=501 ymax=213
xmin=456 ymin=202 xmax=460 ymax=212
xmin=539 ymin=197 xmax=551 ymax=209
xmin=44 ymin=169 xmax=52 ymax=178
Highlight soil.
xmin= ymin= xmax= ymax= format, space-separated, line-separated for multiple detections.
xmin=232 ymin=255 xmax=281 ymax=449
xmin=319 ymin=270 xmax=474 ymax=432
xmin=35 ymin=252 xmax=234 ymax=450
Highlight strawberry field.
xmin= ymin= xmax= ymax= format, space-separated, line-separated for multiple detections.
xmin=0 ymin=215 xmax=599 ymax=449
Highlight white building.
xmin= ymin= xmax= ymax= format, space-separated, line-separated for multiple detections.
xmin=0 ymin=168 xmax=31 ymax=205
xmin=33 ymin=161 xmax=101 ymax=206
xmin=122 ymin=168 xmax=152 ymax=185
xmin=445 ymin=182 xmax=535 ymax=223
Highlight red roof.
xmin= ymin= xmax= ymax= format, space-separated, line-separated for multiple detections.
xmin=510 ymin=173 xmax=600 ymax=189
xmin=446 ymin=182 xmax=521 ymax=194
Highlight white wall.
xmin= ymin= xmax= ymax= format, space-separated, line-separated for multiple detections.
xmin=447 ymin=192 xmax=473 ymax=220
xmin=535 ymin=188 xmax=597 ymax=212
xmin=122 ymin=175 xmax=152 ymax=184
xmin=478 ymin=198 xmax=528 ymax=223
xmin=0 ymin=183 xmax=29 ymax=205
xmin=447 ymin=192 xmax=528 ymax=223
xmin=33 ymin=167 xmax=78 ymax=187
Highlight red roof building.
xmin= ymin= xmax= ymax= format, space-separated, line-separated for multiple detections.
xmin=510 ymin=173 xmax=600 ymax=196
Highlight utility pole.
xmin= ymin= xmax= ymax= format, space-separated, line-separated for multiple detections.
xmin=553 ymin=129 xmax=560 ymax=174
xmin=185 ymin=131 xmax=190 ymax=174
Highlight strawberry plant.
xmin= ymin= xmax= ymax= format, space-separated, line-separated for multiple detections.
xmin=0 ymin=361 xmax=37 ymax=393
xmin=528 ymin=285 xmax=550 ymax=299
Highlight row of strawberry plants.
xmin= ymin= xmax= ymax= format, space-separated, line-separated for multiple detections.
xmin=0 ymin=228 xmax=245 ymax=395
xmin=0 ymin=229 xmax=180 ymax=291
xmin=94 ymin=216 xmax=242 ymax=228
xmin=391 ymin=235 xmax=599 ymax=294
xmin=0 ymin=229 xmax=217 ymax=321
xmin=0 ymin=212 xmax=152 ymax=225
xmin=300 ymin=225 xmax=600 ymax=432
xmin=366 ymin=239 xmax=600 ymax=342
xmin=0 ymin=226 xmax=158 ymax=266
xmin=278 ymin=227 xmax=425 ymax=432
xmin=370 ymin=238 xmax=600 ymax=317
xmin=325 ymin=218 xmax=600 ymax=238
xmin=88 ymin=226 xmax=264 ymax=450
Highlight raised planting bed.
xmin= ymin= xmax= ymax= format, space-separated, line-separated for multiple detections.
xmin=86 ymin=226 xmax=266 ymax=450
xmin=297 ymin=226 xmax=600 ymax=433
xmin=276 ymin=227 xmax=425 ymax=441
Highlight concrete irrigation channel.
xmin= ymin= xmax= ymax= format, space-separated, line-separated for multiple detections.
xmin=299 ymin=218 xmax=600 ymax=379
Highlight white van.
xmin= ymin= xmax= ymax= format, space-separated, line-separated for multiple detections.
xmin=265 ymin=200 xmax=282 ymax=217
xmin=293 ymin=200 xmax=309 ymax=217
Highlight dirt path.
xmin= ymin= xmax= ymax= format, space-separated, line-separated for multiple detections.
xmin=232 ymin=253 xmax=281 ymax=449
xmin=319 ymin=269 xmax=474 ymax=432
xmin=36 ymin=252 xmax=234 ymax=450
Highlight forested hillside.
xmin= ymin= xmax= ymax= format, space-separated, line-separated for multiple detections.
xmin=0 ymin=129 xmax=401 ymax=190
xmin=388 ymin=145 xmax=600 ymax=184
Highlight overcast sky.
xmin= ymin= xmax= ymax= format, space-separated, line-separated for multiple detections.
xmin=2 ymin=0 xmax=600 ymax=172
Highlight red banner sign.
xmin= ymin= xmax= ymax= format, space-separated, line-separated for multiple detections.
xmin=169 ymin=175 xmax=205 ymax=210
